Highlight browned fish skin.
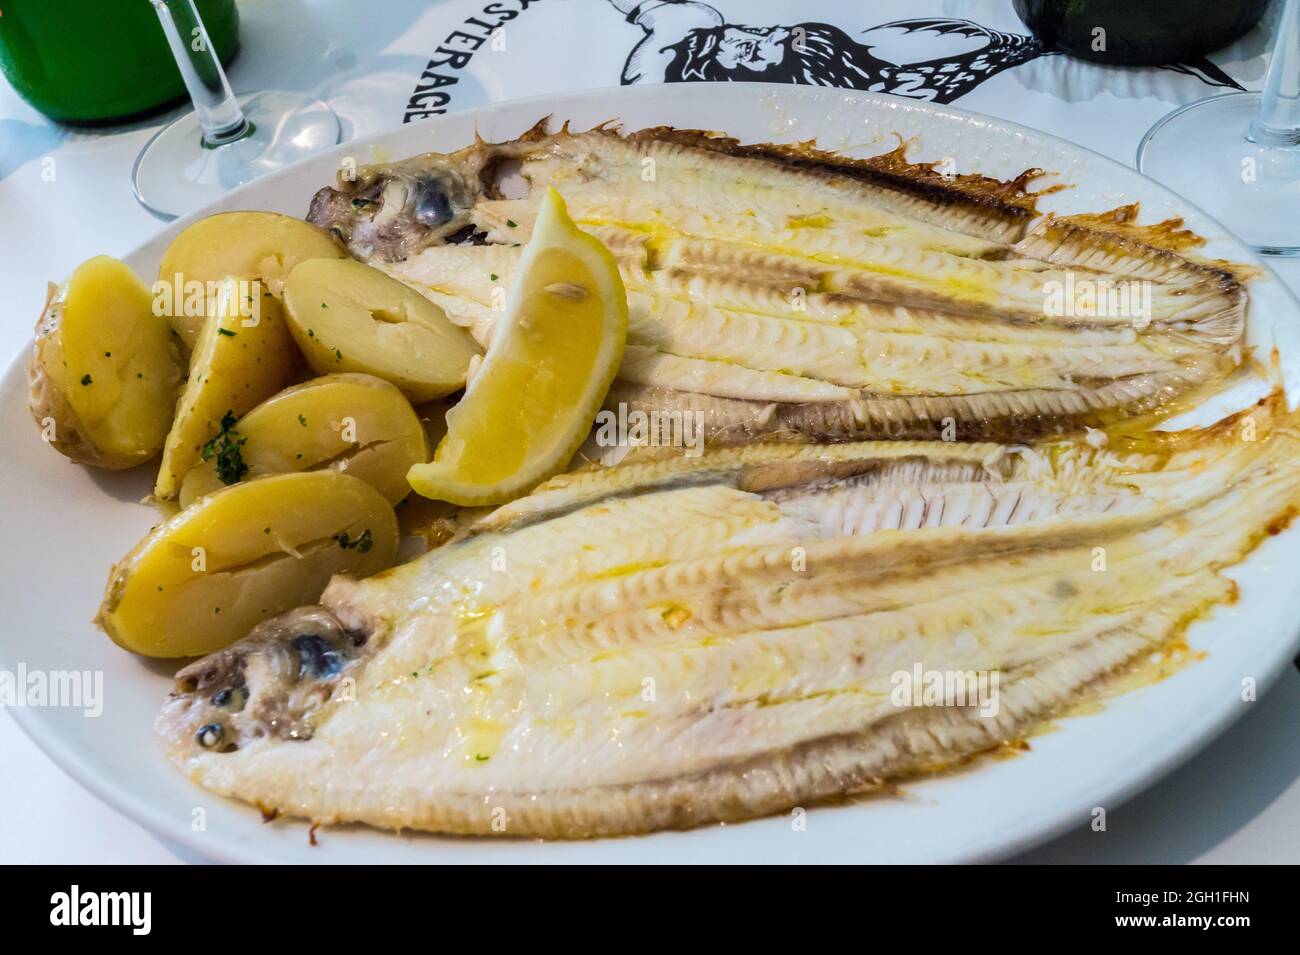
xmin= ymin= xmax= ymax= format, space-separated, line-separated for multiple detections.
xmin=608 ymin=365 xmax=1222 ymax=445
xmin=323 ymin=121 xmax=1249 ymax=445
xmin=594 ymin=127 xmax=1047 ymax=244
xmin=155 ymin=399 xmax=1300 ymax=838
xmin=307 ymin=121 xmax=1045 ymax=260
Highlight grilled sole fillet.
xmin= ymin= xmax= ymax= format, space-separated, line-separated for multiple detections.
xmin=308 ymin=123 xmax=1250 ymax=443
xmin=158 ymin=397 xmax=1300 ymax=837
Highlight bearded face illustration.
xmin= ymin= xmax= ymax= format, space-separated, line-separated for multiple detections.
xmin=698 ymin=25 xmax=793 ymax=74
xmin=666 ymin=23 xmax=894 ymax=88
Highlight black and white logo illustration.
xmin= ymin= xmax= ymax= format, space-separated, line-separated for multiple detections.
xmin=402 ymin=0 xmax=1247 ymax=123
xmin=610 ymin=0 xmax=1244 ymax=102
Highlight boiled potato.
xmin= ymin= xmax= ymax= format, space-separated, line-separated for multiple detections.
xmin=97 ymin=470 xmax=398 ymax=658
xmin=157 ymin=211 xmax=344 ymax=348
xmin=154 ymin=278 xmax=299 ymax=499
xmin=27 ymin=256 xmax=183 ymax=469
xmin=282 ymin=257 xmax=480 ymax=402
xmin=179 ymin=373 xmax=428 ymax=508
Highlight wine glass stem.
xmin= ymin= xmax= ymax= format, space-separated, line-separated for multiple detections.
xmin=1250 ymin=0 xmax=1300 ymax=146
xmin=151 ymin=0 xmax=249 ymax=147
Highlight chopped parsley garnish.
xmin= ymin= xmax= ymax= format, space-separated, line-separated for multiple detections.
xmin=80 ymin=374 xmax=93 ymax=386
xmin=490 ymin=273 xmax=498 ymax=281
xmin=307 ymin=328 xmax=315 ymax=337
xmin=334 ymin=528 xmax=373 ymax=553
xmin=217 ymin=327 xmax=236 ymax=337
xmin=505 ymin=219 xmax=517 ymax=228
xmin=475 ymin=753 xmax=490 ymax=762
xmin=321 ymin=302 xmax=328 ymax=309
xmin=201 ymin=410 xmax=248 ymax=485
xmin=334 ymin=348 xmax=343 ymax=361
xmin=298 ymin=414 xmax=308 ymax=426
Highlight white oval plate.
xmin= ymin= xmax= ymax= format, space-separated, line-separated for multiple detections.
xmin=4 ymin=83 xmax=1299 ymax=864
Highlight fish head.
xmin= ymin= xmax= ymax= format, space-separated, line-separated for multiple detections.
xmin=156 ymin=606 xmax=371 ymax=759
xmin=307 ymin=153 xmax=488 ymax=262
xmin=306 ymin=120 xmax=561 ymax=261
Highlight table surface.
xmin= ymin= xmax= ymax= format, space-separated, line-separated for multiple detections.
xmin=1 ymin=0 xmax=1297 ymax=864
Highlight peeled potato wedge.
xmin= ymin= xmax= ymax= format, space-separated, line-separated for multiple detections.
xmin=27 ymin=256 xmax=184 ymax=469
xmin=179 ymin=373 xmax=428 ymax=508
xmin=157 ymin=211 xmax=345 ymax=348
xmin=282 ymin=257 xmax=480 ymax=402
xmin=97 ymin=470 xmax=398 ymax=658
xmin=154 ymin=278 xmax=299 ymax=500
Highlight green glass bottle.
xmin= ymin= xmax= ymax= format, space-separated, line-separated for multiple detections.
xmin=0 ymin=0 xmax=239 ymax=124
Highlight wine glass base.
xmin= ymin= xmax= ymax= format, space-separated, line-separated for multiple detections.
xmin=132 ymin=90 xmax=341 ymax=219
xmin=1137 ymin=92 xmax=1300 ymax=257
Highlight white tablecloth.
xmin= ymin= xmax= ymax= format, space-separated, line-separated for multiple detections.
xmin=2 ymin=0 xmax=1297 ymax=864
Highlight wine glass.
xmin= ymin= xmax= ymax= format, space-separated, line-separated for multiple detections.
xmin=131 ymin=0 xmax=341 ymax=219
xmin=1137 ymin=0 xmax=1300 ymax=256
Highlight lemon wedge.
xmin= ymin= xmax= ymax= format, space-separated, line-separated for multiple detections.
xmin=407 ymin=187 xmax=627 ymax=505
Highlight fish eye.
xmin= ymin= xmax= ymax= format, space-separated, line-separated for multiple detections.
xmin=414 ymin=181 xmax=454 ymax=228
xmin=212 ymin=685 xmax=249 ymax=712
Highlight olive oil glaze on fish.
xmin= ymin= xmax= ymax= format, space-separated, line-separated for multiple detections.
xmin=156 ymin=122 xmax=1290 ymax=838
xmin=311 ymin=122 xmax=1247 ymax=443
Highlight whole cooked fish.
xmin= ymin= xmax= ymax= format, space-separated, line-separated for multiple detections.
xmin=308 ymin=124 xmax=1248 ymax=442
xmin=157 ymin=398 xmax=1300 ymax=837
